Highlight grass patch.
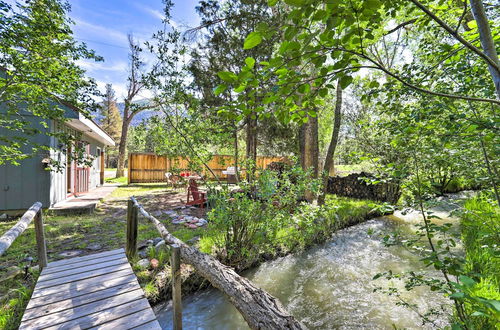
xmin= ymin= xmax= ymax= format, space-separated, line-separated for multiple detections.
xmin=460 ymin=196 xmax=500 ymax=327
xmin=334 ymin=162 xmax=373 ymax=175
xmin=0 ymin=184 xmax=178 ymax=329
xmin=105 ymin=176 xmax=127 ymax=184
xmin=110 ymin=183 xmax=168 ymax=198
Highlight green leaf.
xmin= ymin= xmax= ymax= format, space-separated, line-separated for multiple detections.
xmin=245 ymin=57 xmax=256 ymax=69
xmin=458 ymin=275 xmax=476 ymax=287
xmin=467 ymin=20 xmax=477 ymax=29
xmin=243 ymin=32 xmax=262 ymax=49
xmin=234 ymin=84 xmax=246 ymax=93
xmin=268 ymin=0 xmax=279 ymax=6
xmin=312 ymin=10 xmax=327 ymax=21
xmin=214 ymin=84 xmax=227 ymax=95
xmin=486 ymin=299 xmax=500 ymax=312
xmin=284 ymin=0 xmax=305 ymax=6
xmin=339 ymin=75 xmax=353 ymax=89
xmin=217 ymin=71 xmax=237 ymax=82
xmin=449 ymin=292 xmax=465 ymax=299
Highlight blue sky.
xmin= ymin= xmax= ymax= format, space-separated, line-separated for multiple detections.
xmin=69 ymin=0 xmax=201 ymax=99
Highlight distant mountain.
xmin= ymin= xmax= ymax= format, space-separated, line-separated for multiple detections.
xmin=93 ymin=99 xmax=159 ymax=126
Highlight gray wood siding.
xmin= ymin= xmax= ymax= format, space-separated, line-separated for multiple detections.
xmin=0 ymin=113 xmax=51 ymax=210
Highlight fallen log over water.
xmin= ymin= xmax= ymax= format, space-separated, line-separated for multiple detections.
xmin=130 ymin=197 xmax=304 ymax=330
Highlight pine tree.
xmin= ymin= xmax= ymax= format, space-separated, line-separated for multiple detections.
xmin=99 ymin=84 xmax=122 ymax=167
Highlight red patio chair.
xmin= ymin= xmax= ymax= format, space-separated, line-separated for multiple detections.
xmin=186 ymin=179 xmax=207 ymax=208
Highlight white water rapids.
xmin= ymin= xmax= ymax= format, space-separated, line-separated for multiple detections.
xmin=157 ymin=196 xmax=469 ymax=329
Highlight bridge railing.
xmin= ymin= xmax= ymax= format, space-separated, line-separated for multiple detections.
xmin=126 ymin=198 xmax=182 ymax=330
xmin=0 ymin=202 xmax=48 ymax=268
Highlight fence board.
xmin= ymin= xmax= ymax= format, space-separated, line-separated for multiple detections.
xmin=128 ymin=153 xmax=288 ymax=183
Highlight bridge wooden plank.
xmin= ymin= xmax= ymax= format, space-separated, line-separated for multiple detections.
xmin=42 ymin=252 xmax=126 ymax=275
xmin=45 ymin=248 xmax=124 ymax=268
xmin=38 ymin=256 xmax=129 ymax=282
xmin=87 ymin=308 xmax=161 ymax=330
xmin=43 ymin=298 xmax=153 ymax=330
xmin=35 ymin=262 xmax=131 ymax=289
xmin=26 ymin=273 xmax=137 ymax=310
xmin=133 ymin=320 xmax=163 ymax=330
xmin=21 ymin=249 xmax=160 ymax=329
xmin=20 ymin=289 xmax=144 ymax=329
xmin=31 ymin=269 xmax=134 ymax=299
xmin=22 ymin=280 xmax=140 ymax=321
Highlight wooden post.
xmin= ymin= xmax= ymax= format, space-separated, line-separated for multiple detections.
xmin=171 ymin=244 xmax=182 ymax=330
xmin=34 ymin=210 xmax=48 ymax=269
xmin=127 ymin=153 xmax=131 ymax=184
xmin=126 ymin=199 xmax=138 ymax=258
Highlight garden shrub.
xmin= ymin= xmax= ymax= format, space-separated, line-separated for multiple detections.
xmin=204 ymin=165 xmax=380 ymax=269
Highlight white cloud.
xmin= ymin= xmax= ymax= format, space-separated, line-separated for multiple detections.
xmin=76 ymin=60 xmax=128 ymax=73
xmin=133 ymin=3 xmax=179 ymax=29
xmin=146 ymin=8 xmax=165 ymax=21
xmin=73 ymin=18 xmax=129 ymax=44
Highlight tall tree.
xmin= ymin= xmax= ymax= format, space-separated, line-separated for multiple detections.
xmin=318 ymin=81 xmax=342 ymax=205
xmin=0 ymin=0 xmax=100 ymax=165
xmin=99 ymin=84 xmax=122 ymax=167
xmin=189 ymin=0 xmax=287 ymax=181
xmin=115 ymin=35 xmax=153 ymax=178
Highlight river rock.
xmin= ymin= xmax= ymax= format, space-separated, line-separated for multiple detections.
xmin=151 ymin=210 xmax=163 ymax=217
xmin=172 ymin=216 xmax=186 ymax=224
xmin=150 ymin=258 xmax=159 ymax=269
xmin=164 ymin=210 xmax=178 ymax=218
xmin=137 ymin=259 xmax=150 ymax=269
xmin=87 ymin=243 xmax=102 ymax=251
xmin=197 ymin=219 xmax=208 ymax=226
xmin=0 ymin=213 xmax=7 ymax=220
xmin=59 ymin=250 xmax=83 ymax=258
xmin=155 ymin=240 xmax=166 ymax=251
xmin=152 ymin=237 xmax=163 ymax=246
xmin=138 ymin=249 xmax=148 ymax=259
xmin=187 ymin=236 xmax=200 ymax=244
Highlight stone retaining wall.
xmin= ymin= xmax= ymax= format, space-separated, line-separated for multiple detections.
xmin=327 ymin=172 xmax=401 ymax=204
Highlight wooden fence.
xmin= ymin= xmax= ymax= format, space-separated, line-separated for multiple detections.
xmin=128 ymin=153 xmax=288 ymax=183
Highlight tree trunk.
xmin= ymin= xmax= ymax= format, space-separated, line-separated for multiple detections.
xmin=246 ymin=114 xmax=258 ymax=182
xmin=234 ymin=123 xmax=240 ymax=183
xmin=116 ymin=108 xmax=130 ymax=178
xmin=299 ymin=112 xmax=319 ymax=202
xmin=469 ymin=0 xmax=500 ymax=98
xmin=318 ymin=81 xmax=343 ymax=205
xmin=131 ymin=197 xmax=305 ymax=330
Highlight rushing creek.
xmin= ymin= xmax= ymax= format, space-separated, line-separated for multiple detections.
xmin=157 ymin=205 xmax=462 ymax=329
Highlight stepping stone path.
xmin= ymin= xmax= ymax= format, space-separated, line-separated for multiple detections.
xmin=163 ymin=207 xmax=208 ymax=229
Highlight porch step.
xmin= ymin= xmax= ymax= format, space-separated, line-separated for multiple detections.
xmin=49 ymin=202 xmax=96 ymax=215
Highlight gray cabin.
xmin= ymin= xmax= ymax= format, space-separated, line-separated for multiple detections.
xmin=0 ymin=102 xmax=115 ymax=212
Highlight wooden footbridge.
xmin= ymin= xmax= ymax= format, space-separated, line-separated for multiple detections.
xmin=0 ymin=203 xmax=161 ymax=329
xmin=1 ymin=199 xmax=305 ymax=330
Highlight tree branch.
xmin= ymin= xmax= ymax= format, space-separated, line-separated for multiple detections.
xmin=408 ymin=0 xmax=500 ymax=74
xmin=384 ymin=18 xmax=417 ymax=36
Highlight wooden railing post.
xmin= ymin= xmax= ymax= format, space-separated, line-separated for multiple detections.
xmin=171 ymin=244 xmax=182 ymax=330
xmin=34 ymin=210 xmax=48 ymax=269
xmin=126 ymin=199 xmax=138 ymax=258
